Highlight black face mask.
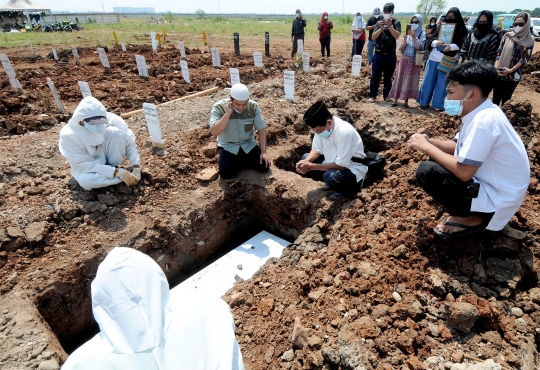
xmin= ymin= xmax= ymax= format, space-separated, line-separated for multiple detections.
xmin=445 ymin=18 xmax=456 ymax=23
xmin=476 ymin=24 xmax=490 ymax=34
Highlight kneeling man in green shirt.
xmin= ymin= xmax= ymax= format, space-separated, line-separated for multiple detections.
xmin=209 ymin=84 xmax=271 ymax=179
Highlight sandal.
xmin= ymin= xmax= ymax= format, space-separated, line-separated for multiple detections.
xmin=404 ymin=103 xmax=409 ymax=108
xmin=433 ymin=217 xmax=486 ymax=239
xmin=390 ymin=102 xmax=398 ymax=107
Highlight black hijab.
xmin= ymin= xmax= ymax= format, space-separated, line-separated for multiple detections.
xmin=473 ymin=10 xmax=494 ymax=39
xmin=444 ymin=7 xmax=468 ymax=54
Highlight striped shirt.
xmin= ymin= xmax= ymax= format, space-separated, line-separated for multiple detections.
xmin=460 ymin=31 xmax=500 ymax=63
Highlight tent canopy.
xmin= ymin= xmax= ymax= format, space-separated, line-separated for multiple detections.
xmin=0 ymin=0 xmax=51 ymax=13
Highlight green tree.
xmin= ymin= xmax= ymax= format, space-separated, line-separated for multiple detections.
xmin=416 ymin=0 xmax=448 ymax=22
xmin=531 ymin=8 xmax=540 ymax=16
xmin=195 ymin=9 xmax=206 ymax=19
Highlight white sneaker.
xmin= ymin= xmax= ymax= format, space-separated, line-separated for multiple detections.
xmin=368 ymin=97 xmax=375 ymax=102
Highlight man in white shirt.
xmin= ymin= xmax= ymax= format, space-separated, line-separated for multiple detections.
xmin=408 ymin=60 xmax=529 ymax=238
xmin=296 ymin=101 xmax=368 ymax=196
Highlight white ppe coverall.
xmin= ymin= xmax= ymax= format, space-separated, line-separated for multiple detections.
xmin=58 ymin=97 xmax=141 ymax=190
xmin=62 ymin=247 xmax=244 ymax=370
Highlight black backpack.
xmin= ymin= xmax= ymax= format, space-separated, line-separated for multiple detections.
xmin=358 ymin=151 xmax=386 ymax=186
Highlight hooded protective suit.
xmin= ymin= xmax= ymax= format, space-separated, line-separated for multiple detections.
xmin=62 ymin=247 xmax=244 ymax=370
xmin=58 ymin=97 xmax=140 ymax=190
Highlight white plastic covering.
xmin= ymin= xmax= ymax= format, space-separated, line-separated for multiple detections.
xmin=62 ymin=247 xmax=244 ymax=370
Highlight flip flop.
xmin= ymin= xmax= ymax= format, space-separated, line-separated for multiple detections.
xmin=433 ymin=217 xmax=486 ymax=239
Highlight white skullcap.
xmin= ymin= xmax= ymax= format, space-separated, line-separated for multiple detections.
xmin=230 ymin=83 xmax=249 ymax=101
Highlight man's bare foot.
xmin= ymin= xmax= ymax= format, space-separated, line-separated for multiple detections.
xmin=436 ymin=215 xmax=484 ymax=235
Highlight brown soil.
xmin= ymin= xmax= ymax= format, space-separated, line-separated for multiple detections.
xmin=1 ymin=39 xmax=540 ymax=370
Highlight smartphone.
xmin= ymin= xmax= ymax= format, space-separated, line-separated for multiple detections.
xmin=498 ymin=67 xmax=505 ymax=71
xmin=440 ymin=15 xmax=446 ymax=23
xmin=436 ymin=45 xmax=446 ymax=52
xmin=406 ymin=24 xmax=411 ymax=33
xmin=464 ymin=183 xmax=480 ymax=199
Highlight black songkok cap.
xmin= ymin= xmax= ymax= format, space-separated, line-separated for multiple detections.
xmin=303 ymin=101 xmax=331 ymax=128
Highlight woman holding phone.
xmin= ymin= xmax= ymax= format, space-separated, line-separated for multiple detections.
xmin=417 ymin=7 xmax=467 ymax=110
xmin=492 ymin=12 xmax=534 ymax=106
xmin=389 ymin=14 xmax=426 ymax=107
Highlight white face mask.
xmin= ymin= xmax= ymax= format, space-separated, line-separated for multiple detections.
xmin=383 ymin=14 xmax=391 ymax=20
xmin=411 ymin=23 xmax=419 ymax=31
xmin=324 ymin=16 xmax=328 ymax=20
xmin=356 ymin=16 xmax=362 ymax=21
xmin=513 ymin=26 xmax=522 ymax=33
xmin=431 ymin=22 xmax=436 ymax=26
xmin=233 ymin=107 xmax=244 ymax=114
xmin=295 ymin=13 xmax=299 ymax=18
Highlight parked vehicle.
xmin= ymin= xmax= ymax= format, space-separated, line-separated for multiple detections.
xmin=532 ymin=18 xmax=540 ymax=40
xmin=495 ymin=14 xmax=518 ymax=30
xmin=466 ymin=16 xmax=477 ymax=33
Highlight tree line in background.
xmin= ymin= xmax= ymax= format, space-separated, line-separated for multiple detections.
xmin=416 ymin=0 xmax=540 ymax=22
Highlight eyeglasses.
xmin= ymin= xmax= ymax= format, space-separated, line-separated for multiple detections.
xmin=411 ymin=21 xmax=420 ymax=24
xmin=513 ymin=22 xmax=525 ymax=27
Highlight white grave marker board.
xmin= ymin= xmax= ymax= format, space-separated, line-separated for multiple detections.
xmin=78 ymin=81 xmax=92 ymax=98
xmin=71 ymin=46 xmax=80 ymax=65
xmin=302 ymin=52 xmax=310 ymax=73
xmin=211 ymin=48 xmax=221 ymax=67
xmin=30 ymin=45 xmax=34 ymax=54
xmin=0 ymin=54 xmax=16 ymax=78
xmin=178 ymin=41 xmax=186 ymax=58
xmin=150 ymin=31 xmax=156 ymax=41
xmin=52 ymin=48 xmax=58 ymax=61
xmin=180 ymin=60 xmax=190 ymax=83
xmin=151 ymin=40 xmax=158 ymax=54
xmin=97 ymin=48 xmax=110 ymax=68
xmin=253 ymin=52 xmax=263 ymax=67
xmin=135 ymin=55 xmax=149 ymax=78
xmin=46 ymin=78 xmax=65 ymax=113
xmin=283 ymin=70 xmax=295 ymax=102
xmin=99 ymin=40 xmax=104 ymax=47
xmin=121 ymin=43 xmax=127 ymax=52
xmin=352 ymin=55 xmax=362 ymax=77
xmin=142 ymin=103 xmax=165 ymax=148
xmin=9 ymin=77 xmax=22 ymax=89
xmin=229 ymin=68 xmax=240 ymax=86
xmin=297 ymin=39 xmax=304 ymax=54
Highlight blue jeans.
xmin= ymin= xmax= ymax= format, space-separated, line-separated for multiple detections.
xmin=301 ymin=153 xmax=362 ymax=195
xmin=417 ymin=59 xmax=448 ymax=110
xmin=369 ymin=53 xmax=397 ymax=99
xmin=367 ymin=40 xmax=376 ymax=65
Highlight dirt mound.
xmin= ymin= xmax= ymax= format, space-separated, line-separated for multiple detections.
xmin=1 ymin=51 xmax=540 ymax=370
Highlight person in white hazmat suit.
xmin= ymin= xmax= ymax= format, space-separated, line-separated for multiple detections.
xmin=62 ymin=247 xmax=244 ymax=370
xmin=59 ymin=97 xmax=141 ymax=191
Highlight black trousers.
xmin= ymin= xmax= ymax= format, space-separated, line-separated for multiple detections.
xmin=291 ymin=34 xmax=304 ymax=57
xmin=351 ymin=38 xmax=366 ymax=57
xmin=218 ymin=146 xmax=269 ymax=179
xmin=416 ymin=160 xmax=493 ymax=222
xmin=320 ymin=37 xmax=331 ymax=57
xmin=492 ymin=79 xmax=519 ymax=106
xmin=301 ymin=153 xmax=362 ymax=195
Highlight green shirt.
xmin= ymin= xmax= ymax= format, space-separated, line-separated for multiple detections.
xmin=209 ymin=99 xmax=266 ymax=155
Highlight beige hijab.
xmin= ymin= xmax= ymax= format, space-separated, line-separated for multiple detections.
xmin=498 ymin=13 xmax=535 ymax=68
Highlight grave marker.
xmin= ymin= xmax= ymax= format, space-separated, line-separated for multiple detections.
xmin=0 ymin=54 xmax=17 ymax=78
xmin=152 ymin=39 xmax=158 ymax=54
xmin=142 ymin=103 xmax=165 ymax=149
xmin=230 ymin=68 xmax=240 ymax=86
xmin=8 ymin=77 xmax=22 ymax=90
xmin=297 ymin=39 xmax=304 ymax=54
xmin=113 ymin=31 xmax=119 ymax=45
xmin=352 ymin=55 xmax=362 ymax=77
xmin=100 ymin=40 xmax=104 ymax=47
xmin=97 ymin=48 xmax=110 ymax=69
xmin=253 ymin=52 xmax=263 ymax=68
xmin=135 ymin=55 xmax=149 ymax=78
xmin=46 ymin=78 xmax=65 ymax=113
xmin=121 ymin=43 xmax=127 ymax=52
xmin=71 ymin=45 xmax=80 ymax=66
xmin=283 ymin=70 xmax=295 ymax=102
xmin=30 ymin=45 xmax=34 ymax=54
xmin=233 ymin=32 xmax=240 ymax=55
xmin=203 ymin=31 xmax=207 ymax=46
xmin=52 ymin=48 xmax=58 ymax=61
xmin=211 ymin=48 xmax=221 ymax=68
xmin=78 ymin=81 xmax=92 ymax=98
xmin=178 ymin=41 xmax=186 ymax=58
xmin=265 ymin=32 xmax=270 ymax=57
xmin=180 ymin=60 xmax=190 ymax=84
xmin=302 ymin=52 xmax=310 ymax=73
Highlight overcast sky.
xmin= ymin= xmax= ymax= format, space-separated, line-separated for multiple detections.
xmin=40 ymin=0 xmax=537 ymax=14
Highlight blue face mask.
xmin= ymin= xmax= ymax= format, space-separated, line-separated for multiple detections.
xmin=444 ymin=91 xmax=471 ymax=116
xmin=84 ymin=123 xmax=106 ymax=132
xmin=318 ymin=124 xmax=333 ymax=139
